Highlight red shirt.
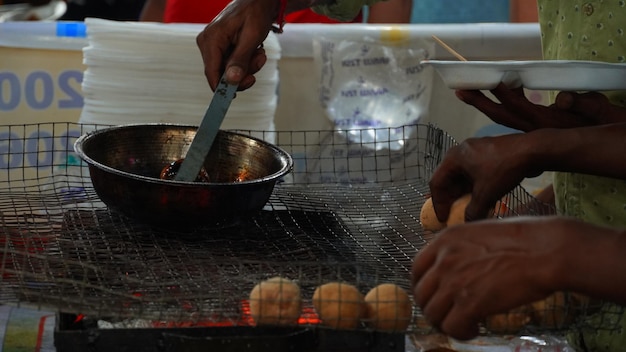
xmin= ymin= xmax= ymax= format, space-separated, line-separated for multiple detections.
xmin=163 ymin=0 xmax=362 ymax=24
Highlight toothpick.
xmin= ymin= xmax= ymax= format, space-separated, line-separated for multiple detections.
xmin=432 ymin=35 xmax=468 ymax=61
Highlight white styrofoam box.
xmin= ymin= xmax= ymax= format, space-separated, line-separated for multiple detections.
xmin=78 ymin=18 xmax=280 ymax=137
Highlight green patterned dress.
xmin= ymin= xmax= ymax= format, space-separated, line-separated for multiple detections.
xmin=539 ymin=1 xmax=626 ymax=351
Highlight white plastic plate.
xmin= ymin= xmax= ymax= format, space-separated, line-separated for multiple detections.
xmin=421 ymin=59 xmax=626 ymax=91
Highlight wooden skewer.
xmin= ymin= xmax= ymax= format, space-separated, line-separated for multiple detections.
xmin=432 ymin=35 xmax=468 ymax=61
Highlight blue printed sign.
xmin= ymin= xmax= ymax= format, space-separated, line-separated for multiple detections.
xmin=0 ymin=70 xmax=83 ymax=112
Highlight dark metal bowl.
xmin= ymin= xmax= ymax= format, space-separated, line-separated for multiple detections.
xmin=74 ymin=124 xmax=293 ymax=225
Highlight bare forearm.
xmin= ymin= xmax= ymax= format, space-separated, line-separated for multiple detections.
xmin=554 ymin=221 xmax=626 ymax=305
xmin=367 ymin=0 xmax=412 ymax=23
xmin=525 ymin=123 xmax=626 ymax=179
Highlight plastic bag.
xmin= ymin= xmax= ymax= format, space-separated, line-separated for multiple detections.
xmin=313 ymin=35 xmax=434 ymax=151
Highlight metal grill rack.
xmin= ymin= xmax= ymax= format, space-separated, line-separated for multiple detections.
xmin=1 ymin=122 xmax=613 ymax=341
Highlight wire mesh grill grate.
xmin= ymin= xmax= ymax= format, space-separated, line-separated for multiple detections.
xmin=0 ymin=123 xmax=450 ymax=323
xmin=3 ymin=122 xmax=611 ymax=336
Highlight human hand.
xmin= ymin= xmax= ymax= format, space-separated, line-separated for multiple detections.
xmin=196 ymin=0 xmax=276 ymax=91
xmin=456 ymin=85 xmax=626 ymax=132
xmin=411 ymin=216 xmax=591 ymax=340
xmin=428 ymin=133 xmax=542 ymax=223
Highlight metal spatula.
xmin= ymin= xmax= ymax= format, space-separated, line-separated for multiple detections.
xmin=174 ymin=73 xmax=238 ymax=182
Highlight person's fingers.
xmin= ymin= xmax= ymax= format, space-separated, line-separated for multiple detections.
xmin=196 ymin=0 xmax=274 ymax=91
xmin=224 ymin=65 xmax=246 ymax=85
xmin=198 ymin=34 xmax=267 ymax=91
xmin=248 ymin=47 xmax=267 ymax=75
xmin=455 ymin=89 xmax=492 ymax=108
xmin=237 ymin=75 xmax=257 ymax=91
xmin=412 ymin=244 xmax=441 ymax=307
xmin=223 ymin=21 xmax=270 ymax=86
xmin=455 ymin=88 xmax=534 ymax=132
xmin=555 ymin=91 xmax=626 ymax=125
xmin=463 ymin=190 xmax=500 ymax=222
xmin=488 ymin=84 xmax=528 ymax=106
xmin=421 ymin=287 xmax=454 ymax=332
xmin=223 ymin=49 xmax=265 ymax=89
xmin=231 ymin=48 xmax=266 ymax=90
xmin=197 ymin=28 xmax=226 ymax=91
xmin=429 ymin=192 xmax=453 ymax=223
xmin=488 ymin=84 xmax=551 ymax=132
xmin=555 ymin=91 xmax=606 ymax=114
xmin=417 ymin=240 xmax=473 ymax=331
xmin=553 ymin=91 xmax=576 ymax=110
xmin=412 ymin=270 xmax=438 ymax=311
xmin=430 ymin=185 xmax=470 ymax=223
xmin=429 ymin=159 xmax=472 ymax=223
xmin=421 ymin=274 xmax=482 ymax=339
xmin=440 ymin=304 xmax=481 ymax=341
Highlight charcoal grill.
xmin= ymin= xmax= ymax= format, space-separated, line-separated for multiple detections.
xmin=1 ymin=122 xmax=613 ymax=351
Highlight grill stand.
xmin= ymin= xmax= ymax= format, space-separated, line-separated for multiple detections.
xmin=54 ymin=313 xmax=406 ymax=352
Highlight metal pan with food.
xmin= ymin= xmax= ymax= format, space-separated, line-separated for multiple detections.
xmin=73 ymin=123 xmax=293 ymax=226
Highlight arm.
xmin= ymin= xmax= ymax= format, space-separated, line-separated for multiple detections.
xmin=529 ymin=123 xmax=626 ymax=177
xmin=429 ymin=122 xmax=626 ymax=222
xmin=366 ymin=0 xmax=412 ymax=23
xmin=196 ymin=0 xmax=372 ymax=90
xmin=411 ymin=216 xmax=626 ymax=340
xmin=139 ymin=0 xmax=166 ymax=22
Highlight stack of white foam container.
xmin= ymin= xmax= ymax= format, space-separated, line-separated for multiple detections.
xmin=80 ymin=18 xmax=280 ymax=141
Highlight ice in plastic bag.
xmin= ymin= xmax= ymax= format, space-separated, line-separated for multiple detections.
xmin=313 ymin=35 xmax=434 ymax=151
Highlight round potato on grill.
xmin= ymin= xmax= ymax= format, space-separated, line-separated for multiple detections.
xmin=364 ymin=283 xmax=413 ymax=331
xmin=313 ymin=282 xmax=365 ymax=330
xmin=249 ymin=277 xmax=302 ymax=326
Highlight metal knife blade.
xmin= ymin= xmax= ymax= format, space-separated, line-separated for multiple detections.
xmin=174 ymin=73 xmax=238 ymax=182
